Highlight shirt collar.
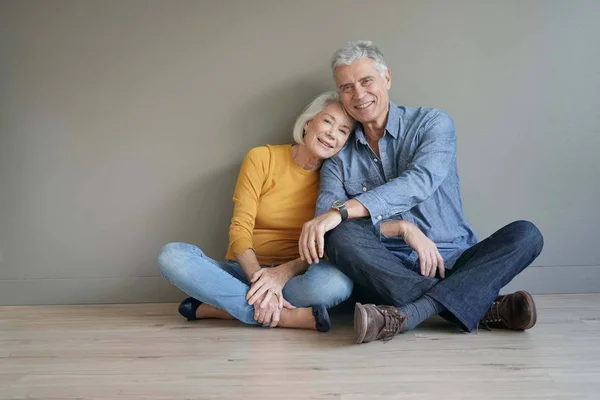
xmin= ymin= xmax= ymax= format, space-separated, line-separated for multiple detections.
xmin=354 ymin=101 xmax=401 ymax=144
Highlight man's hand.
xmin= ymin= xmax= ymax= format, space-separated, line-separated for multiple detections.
xmin=382 ymin=220 xmax=445 ymax=279
xmin=299 ymin=210 xmax=342 ymax=264
xmin=403 ymin=222 xmax=445 ymax=278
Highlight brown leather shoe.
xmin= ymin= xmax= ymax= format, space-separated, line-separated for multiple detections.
xmin=354 ymin=303 xmax=407 ymax=344
xmin=479 ymin=291 xmax=537 ymax=330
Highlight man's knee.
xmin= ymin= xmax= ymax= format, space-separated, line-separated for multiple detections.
xmin=326 ymin=219 xmax=375 ymax=251
xmin=504 ymin=220 xmax=544 ymax=257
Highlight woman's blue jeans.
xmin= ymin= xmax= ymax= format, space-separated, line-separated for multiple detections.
xmin=157 ymin=242 xmax=353 ymax=325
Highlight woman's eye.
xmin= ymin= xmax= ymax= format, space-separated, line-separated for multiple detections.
xmin=324 ymin=119 xmax=332 ymax=124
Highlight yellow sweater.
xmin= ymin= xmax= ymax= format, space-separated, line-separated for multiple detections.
xmin=225 ymin=144 xmax=319 ymax=265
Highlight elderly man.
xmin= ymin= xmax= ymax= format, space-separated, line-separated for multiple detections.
xmin=299 ymin=40 xmax=543 ymax=344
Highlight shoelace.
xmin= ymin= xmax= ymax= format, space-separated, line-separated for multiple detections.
xmin=477 ymin=300 xmax=503 ymax=332
xmin=378 ymin=306 xmax=405 ymax=342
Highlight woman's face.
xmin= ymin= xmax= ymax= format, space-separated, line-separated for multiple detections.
xmin=303 ymin=103 xmax=354 ymax=160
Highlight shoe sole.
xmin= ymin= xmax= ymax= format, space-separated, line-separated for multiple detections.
xmin=517 ymin=290 xmax=537 ymax=330
xmin=354 ymin=303 xmax=368 ymax=344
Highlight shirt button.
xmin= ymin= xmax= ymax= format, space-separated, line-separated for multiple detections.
xmin=377 ymin=215 xmax=382 ymax=221
xmin=373 ymin=158 xmax=378 ymax=163
xmin=362 ymin=187 xmax=367 ymax=192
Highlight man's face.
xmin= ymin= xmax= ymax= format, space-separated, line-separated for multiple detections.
xmin=334 ymin=58 xmax=391 ymax=126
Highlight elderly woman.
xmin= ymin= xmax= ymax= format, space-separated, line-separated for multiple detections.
xmin=157 ymin=91 xmax=354 ymax=332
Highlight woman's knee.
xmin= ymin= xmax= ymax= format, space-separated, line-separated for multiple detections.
xmin=284 ymin=263 xmax=353 ymax=308
xmin=322 ymin=267 xmax=354 ymax=305
xmin=156 ymin=242 xmax=200 ymax=279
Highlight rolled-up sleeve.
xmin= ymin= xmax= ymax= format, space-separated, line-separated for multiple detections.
xmin=354 ymin=111 xmax=457 ymax=226
xmin=316 ymin=157 xmax=347 ymax=216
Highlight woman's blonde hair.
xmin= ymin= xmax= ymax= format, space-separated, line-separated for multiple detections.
xmin=292 ymin=91 xmax=348 ymax=144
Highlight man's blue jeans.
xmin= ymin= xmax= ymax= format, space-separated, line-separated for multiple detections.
xmin=325 ymin=219 xmax=544 ymax=332
xmin=157 ymin=242 xmax=353 ymax=325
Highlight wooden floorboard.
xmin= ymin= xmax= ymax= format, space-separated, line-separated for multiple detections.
xmin=1 ymin=294 xmax=599 ymax=399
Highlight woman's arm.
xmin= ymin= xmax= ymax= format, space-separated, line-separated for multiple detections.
xmin=274 ymin=257 xmax=310 ymax=281
xmin=235 ymin=249 xmax=262 ymax=281
xmin=229 ymin=147 xmax=293 ymax=326
xmin=228 ymin=147 xmax=270 ymax=280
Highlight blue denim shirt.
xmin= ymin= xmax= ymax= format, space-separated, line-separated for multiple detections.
xmin=317 ymin=102 xmax=478 ymax=268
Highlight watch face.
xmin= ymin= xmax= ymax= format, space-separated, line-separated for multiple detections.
xmin=332 ymin=200 xmax=345 ymax=208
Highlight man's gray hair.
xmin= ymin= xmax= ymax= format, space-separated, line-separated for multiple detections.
xmin=331 ymin=40 xmax=388 ymax=78
xmin=292 ymin=91 xmax=346 ymax=145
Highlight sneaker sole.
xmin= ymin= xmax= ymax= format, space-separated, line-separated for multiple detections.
xmin=354 ymin=303 xmax=368 ymax=344
xmin=517 ymin=290 xmax=537 ymax=330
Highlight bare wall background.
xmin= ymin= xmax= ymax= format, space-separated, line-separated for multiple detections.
xmin=1 ymin=0 xmax=599 ymax=305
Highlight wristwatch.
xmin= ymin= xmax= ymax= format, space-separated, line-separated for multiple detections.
xmin=331 ymin=200 xmax=348 ymax=221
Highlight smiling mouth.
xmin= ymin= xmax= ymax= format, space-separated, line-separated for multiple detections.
xmin=355 ymin=101 xmax=374 ymax=110
xmin=318 ymin=138 xmax=334 ymax=149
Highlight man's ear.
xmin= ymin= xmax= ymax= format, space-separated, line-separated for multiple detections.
xmin=385 ymin=68 xmax=392 ymax=90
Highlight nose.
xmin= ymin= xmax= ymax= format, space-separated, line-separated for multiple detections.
xmin=354 ymin=85 xmax=366 ymax=100
xmin=325 ymin=126 xmax=335 ymax=138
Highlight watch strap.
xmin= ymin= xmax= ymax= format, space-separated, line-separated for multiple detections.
xmin=336 ymin=204 xmax=348 ymax=221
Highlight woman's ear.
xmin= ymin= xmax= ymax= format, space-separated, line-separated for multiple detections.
xmin=303 ymin=120 xmax=310 ymax=137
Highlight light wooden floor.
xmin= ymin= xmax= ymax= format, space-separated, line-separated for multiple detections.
xmin=1 ymin=294 xmax=599 ymax=400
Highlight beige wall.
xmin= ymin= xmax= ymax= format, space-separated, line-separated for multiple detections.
xmin=1 ymin=0 xmax=599 ymax=304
